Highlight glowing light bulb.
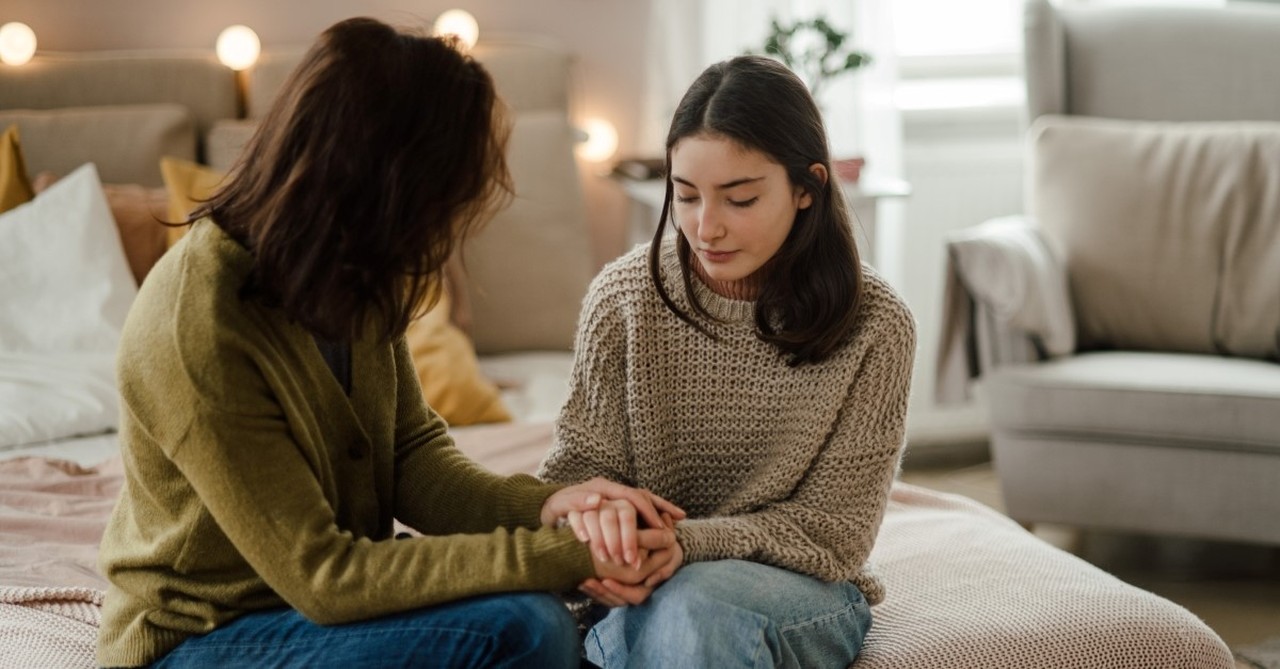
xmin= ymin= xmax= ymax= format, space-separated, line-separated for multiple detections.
xmin=216 ymin=25 xmax=260 ymax=71
xmin=0 ymin=22 xmax=37 ymax=66
xmin=576 ymin=118 xmax=619 ymax=163
xmin=433 ymin=9 xmax=479 ymax=51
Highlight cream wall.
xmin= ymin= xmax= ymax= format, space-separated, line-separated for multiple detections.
xmin=3 ymin=0 xmax=653 ymax=268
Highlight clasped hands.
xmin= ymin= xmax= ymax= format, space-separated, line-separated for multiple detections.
xmin=541 ymin=477 xmax=686 ymax=607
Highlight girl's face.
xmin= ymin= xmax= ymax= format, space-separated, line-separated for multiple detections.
xmin=670 ymin=134 xmax=813 ymax=286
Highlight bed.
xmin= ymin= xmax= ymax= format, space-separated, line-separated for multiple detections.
xmin=0 ymin=34 xmax=1234 ymax=669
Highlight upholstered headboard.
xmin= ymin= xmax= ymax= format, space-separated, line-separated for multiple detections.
xmin=0 ymin=51 xmax=235 ymax=186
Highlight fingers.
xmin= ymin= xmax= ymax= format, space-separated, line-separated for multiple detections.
xmin=540 ymin=487 xmax=602 ymax=527
xmin=646 ymin=490 xmax=687 ymax=520
xmin=644 ymin=530 xmax=683 ymax=588
xmin=599 ymin=504 xmax=623 ymax=565
xmin=585 ymin=478 xmax=666 ymax=530
xmin=566 ymin=510 xmax=588 ymax=542
xmin=617 ymin=504 xmax=638 ymax=567
xmin=581 ymin=509 xmax=607 ymax=563
xmin=579 ymin=578 xmax=627 ymax=608
xmin=635 ymin=527 xmax=675 ymax=551
xmin=600 ymin=579 xmax=654 ymax=606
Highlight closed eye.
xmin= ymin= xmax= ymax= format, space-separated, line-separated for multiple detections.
xmin=675 ymin=195 xmax=700 ymax=204
xmin=729 ymin=197 xmax=758 ymax=208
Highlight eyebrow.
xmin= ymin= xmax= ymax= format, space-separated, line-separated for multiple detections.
xmin=671 ymin=175 xmax=765 ymax=190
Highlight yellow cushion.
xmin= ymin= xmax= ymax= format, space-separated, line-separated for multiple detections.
xmin=0 ymin=125 xmax=35 ymax=213
xmin=159 ymin=156 xmax=225 ymax=247
xmin=405 ymin=289 xmax=512 ymax=426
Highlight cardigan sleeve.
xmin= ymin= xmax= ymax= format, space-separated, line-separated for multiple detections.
xmin=674 ymin=303 xmax=917 ymax=586
xmin=388 ymin=337 xmax=563 ymax=535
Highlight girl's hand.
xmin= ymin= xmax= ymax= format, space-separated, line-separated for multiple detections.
xmin=579 ymin=514 xmax=684 ymax=607
xmin=540 ymin=477 xmax=686 ymax=532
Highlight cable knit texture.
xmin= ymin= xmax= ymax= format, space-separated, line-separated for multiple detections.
xmin=539 ymin=241 xmax=916 ymax=605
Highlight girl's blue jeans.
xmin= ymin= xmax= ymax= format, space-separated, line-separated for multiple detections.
xmin=585 ymin=559 xmax=872 ymax=668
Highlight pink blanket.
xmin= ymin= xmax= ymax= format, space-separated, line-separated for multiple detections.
xmin=0 ymin=424 xmax=1234 ymax=669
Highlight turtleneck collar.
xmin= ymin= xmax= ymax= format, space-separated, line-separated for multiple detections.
xmin=659 ymin=239 xmax=756 ymax=324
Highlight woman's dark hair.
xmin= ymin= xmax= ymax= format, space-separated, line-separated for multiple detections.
xmin=647 ymin=55 xmax=863 ymax=366
xmin=193 ymin=17 xmax=512 ymax=341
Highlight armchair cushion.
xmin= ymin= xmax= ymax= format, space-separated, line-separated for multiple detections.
xmin=989 ymin=351 xmax=1280 ymax=453
xmin=1030 ymin=115 xmax=1280 ymax=359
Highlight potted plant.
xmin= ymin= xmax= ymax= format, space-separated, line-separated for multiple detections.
xmin=755 ymin=16 xmax=872 ymax=183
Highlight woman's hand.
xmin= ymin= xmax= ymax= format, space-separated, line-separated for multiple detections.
xmin=579 ymin=513 xmax=684 ymax=608
xmin=541 ymin=478 xmax=687 ymax=567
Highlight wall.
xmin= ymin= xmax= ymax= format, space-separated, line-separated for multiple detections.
xmin=2 ymin=0 xmax=653 ymax=269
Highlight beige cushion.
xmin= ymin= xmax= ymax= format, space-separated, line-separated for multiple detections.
xmin=462 ymin=111 xmax=592 ymax=354
xmin=988 ymin=351 xmax=1280 ymax=453
xmin=1031 ymin=115 xmax=1280 ymax=358
xmin=0 ymin=105 xmax=196 ymax=187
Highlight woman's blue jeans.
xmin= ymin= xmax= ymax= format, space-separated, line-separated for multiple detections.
xmin=149 ymin=592 xmax=580 ymax=669
xmin=585 ymin=559 xmax=872 ymax=668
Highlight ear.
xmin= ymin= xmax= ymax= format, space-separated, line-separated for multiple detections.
xmin=796 ymin=162 xmax=828 ymax=210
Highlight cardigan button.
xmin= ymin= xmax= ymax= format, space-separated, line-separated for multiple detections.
xmin=348 ymin=444 xmax=366 ymax=460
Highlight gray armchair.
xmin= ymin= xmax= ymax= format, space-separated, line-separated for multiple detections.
xmin=938 ymin=0 xmax=1280 ymax=545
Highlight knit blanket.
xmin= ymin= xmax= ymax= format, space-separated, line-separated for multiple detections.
xmin=0 ymin=424 xmax=1235 ymax=669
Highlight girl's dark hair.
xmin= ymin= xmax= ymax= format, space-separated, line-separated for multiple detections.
xmin=193 ymin=17 xmax=512 ymax=341
xmin=647 ymin=55 xmax=864 ymax=366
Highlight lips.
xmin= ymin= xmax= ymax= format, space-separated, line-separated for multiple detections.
xmin=699 ymin=249 xmax=738 ymax=263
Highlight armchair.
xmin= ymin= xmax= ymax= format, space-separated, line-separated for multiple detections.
xmin=938 ymin=0 xmax=1280 ymax=545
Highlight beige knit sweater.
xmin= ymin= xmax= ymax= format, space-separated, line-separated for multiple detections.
xmin=539 ymin=241 xmax=916 ymax=605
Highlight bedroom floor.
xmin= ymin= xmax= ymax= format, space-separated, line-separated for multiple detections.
xmin=899 ymin=446 xmax=1280 ymax=655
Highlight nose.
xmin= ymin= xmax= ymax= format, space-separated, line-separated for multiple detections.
xmin=696 ymin=203 xmax=725 ymax=243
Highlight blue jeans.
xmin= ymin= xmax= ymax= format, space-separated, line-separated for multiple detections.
xmin=585 ymin=560 xmax=871 ymax=669
xmin=150 ymin=592 xmax=580 ymax=669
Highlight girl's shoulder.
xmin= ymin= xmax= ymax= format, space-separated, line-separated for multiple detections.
xmin=585 ymin=242 xmax=656 ymax=302
xmin=851 ymin=265 xmax=917 ymax=348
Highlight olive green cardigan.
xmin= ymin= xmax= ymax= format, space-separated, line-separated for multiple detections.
xmin=97 ymin=220 xmax=593 ymax=667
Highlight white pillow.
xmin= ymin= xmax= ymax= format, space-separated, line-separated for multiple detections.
xmin=0 ymin=163 xmax=135 ymax=448
xmin=0 ymin=163 xmax=137 ymax=355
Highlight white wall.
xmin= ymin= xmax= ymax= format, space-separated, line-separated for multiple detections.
xmin=3 ymin=0 xmax=655 ymax=269
xmin=895 ymin=106 xmax=1026 ymax=449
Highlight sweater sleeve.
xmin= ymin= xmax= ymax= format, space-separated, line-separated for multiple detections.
xmin=388 ymin=337 xmax=562 ymax=535
xmin=165 ymin=339 xmax=593 ymax=626
xmin=675 ymin=305 xmax=917 ymax=585
xmin=538 ymin=277 xmax=635 ymax=487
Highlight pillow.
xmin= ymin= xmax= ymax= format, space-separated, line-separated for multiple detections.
xmin=405 ymin=289 xmax=512 ymax=426
xmin=31 ymin=171 xmax=172 ymax=287
xmin=160 ymin=156 xmax=225 ymax=246
xmin=103 ymin=184 xmax=171 ymax=285
xmin=0 ymin=104 xmax=196 ymax=187
xmin=0 ymin=125 xmax=35 ymax=213
xmin=1031 ymin=115 xmax=1280 ymax=359
xmin=0 ymin=163 xmax=137 ymax=354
